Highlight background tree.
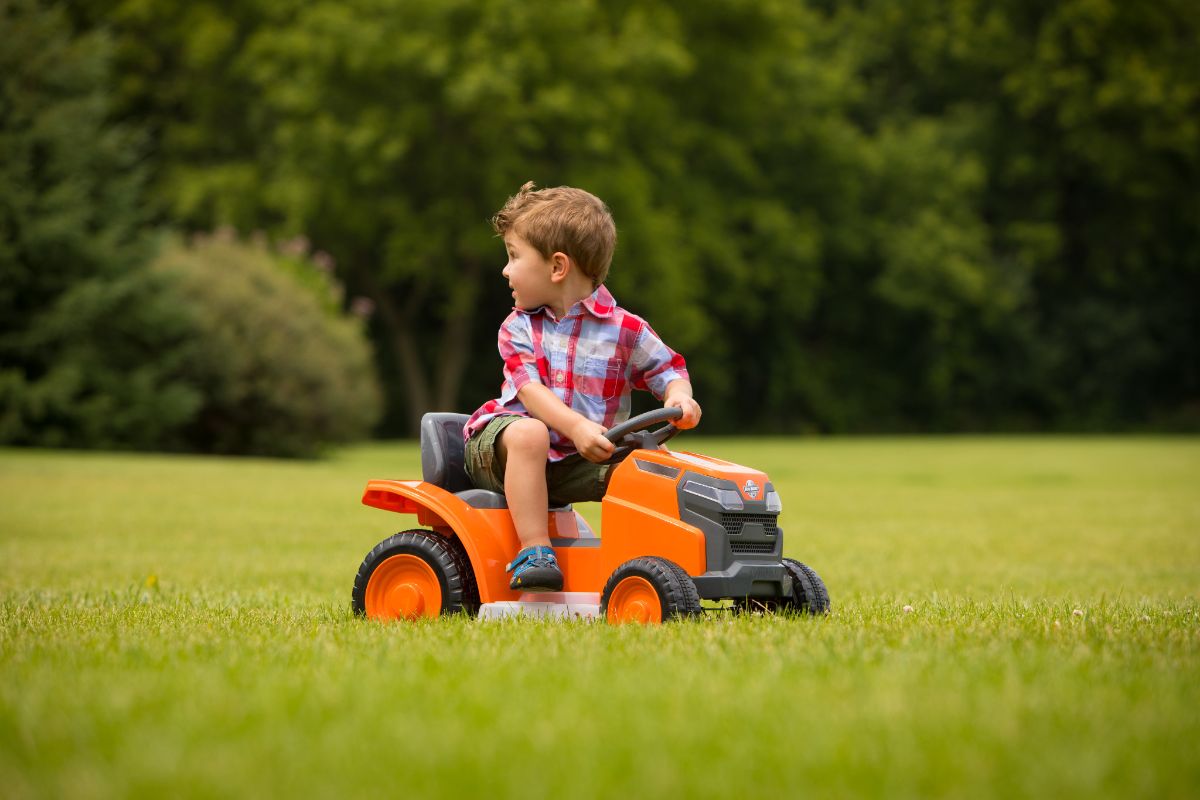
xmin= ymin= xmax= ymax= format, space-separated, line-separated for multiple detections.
xmin=1 ymin=0 xmax=382 ymax=454
xmin=0 ymin=0 xmax=156 ymax=443
xmin=42 ymin=0 xmax=1200 ymax=437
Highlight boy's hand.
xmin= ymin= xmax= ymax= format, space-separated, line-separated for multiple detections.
xmin=665 ymin=392 xmax=702 ymax=430
xmin=571 ymin=418 xmax=616 ymax=463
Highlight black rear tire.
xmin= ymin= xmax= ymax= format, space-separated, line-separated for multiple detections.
xmin=442 ymin=534 xmax=480 ymax=614
xmin=352 ymin=529 xmax=477 ymax=619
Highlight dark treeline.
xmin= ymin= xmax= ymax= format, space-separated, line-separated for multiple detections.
xmin=5 ymin=0 xmax=1198 ymax=449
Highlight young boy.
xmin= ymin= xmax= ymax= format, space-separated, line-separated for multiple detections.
xmin=462 ymin=182 xmax=702 ymax=592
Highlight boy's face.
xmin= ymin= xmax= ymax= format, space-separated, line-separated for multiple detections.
xmin=502 ymin=231 xmax=556 ymax=311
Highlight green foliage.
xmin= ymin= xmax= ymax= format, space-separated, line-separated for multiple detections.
xmin=41 ymin=0 xmax=1200 ymax=434
xmin=0 ymin=0 xmax=148 ymax=305
xmin=842 ymin=0 xmax=1200 ymax=429
xmin=149 ymin=234 xmax=382 ymax=457
xmin=1 ymin=0 xmax=382 ymax=456
xmin=1 ymin=234 xmax=382 ymax=456
xmin=0 ymin=265 xmax=204 ymax=449
xmin=0 ymin=0 xmax=174 ymax=448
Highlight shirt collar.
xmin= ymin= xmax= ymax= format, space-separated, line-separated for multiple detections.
xmin=580 ymin=285 xmax=616 ymax=318
xmin=516 ymin=285 xmax=616 ymax=321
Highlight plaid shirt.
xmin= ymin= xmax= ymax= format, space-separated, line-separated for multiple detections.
xmin=464 ymin=285 xmax=689 ymax=461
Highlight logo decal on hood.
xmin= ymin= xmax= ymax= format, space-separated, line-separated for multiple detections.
xmin=743 ymin=480 xmax=759 ymax=499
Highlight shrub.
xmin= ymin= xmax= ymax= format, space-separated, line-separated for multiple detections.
xmin=1 ymin=233 xmax=382 ymax=457
xmin=152 ymin=233 xmax=382 ymax=457
xmin=0 ymin=265 xmax=204 ymax=450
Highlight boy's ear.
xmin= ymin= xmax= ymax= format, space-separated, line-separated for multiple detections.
xmin=549 ymin=251 xmax=572 ymax=283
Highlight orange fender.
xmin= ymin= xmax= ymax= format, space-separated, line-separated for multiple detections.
xmin=361 ymin=479 xmax=519 ymax=604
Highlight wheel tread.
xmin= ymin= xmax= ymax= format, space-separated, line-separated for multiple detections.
xmin=600 ymin=556 xmax=702 ymax=622
xmin=782 ymin=558 xmax=831 ymax=615
xmin=352 ymin=529 xmax=476 ymax=617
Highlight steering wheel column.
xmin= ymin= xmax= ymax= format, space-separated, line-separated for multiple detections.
xmin=603 ymin=407 xmax=683 ymax=461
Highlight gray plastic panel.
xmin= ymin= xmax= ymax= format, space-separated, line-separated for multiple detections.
xmin=420 ymin=413 xmax=473 ymax=493
xmin=691 ymin=562 xmax=792 ymax=599
xmin=455 ymin=489 xmax=508 ymax=509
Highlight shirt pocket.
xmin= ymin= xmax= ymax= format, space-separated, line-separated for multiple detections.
xmin=582 ymin=357 xmax=625 ymax=400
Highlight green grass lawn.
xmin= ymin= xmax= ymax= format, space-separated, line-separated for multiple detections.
xmin=1 ymin=437 xmax=1198 ymax=798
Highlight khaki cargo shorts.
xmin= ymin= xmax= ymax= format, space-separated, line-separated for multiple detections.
xmin=464 ymin=415 xmax=612 ymax=507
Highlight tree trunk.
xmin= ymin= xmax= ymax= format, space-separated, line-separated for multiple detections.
xmin=433 ymin=259 xmax=482 ymax=411
xmin=364 ymin=259 xmax=483 ymax=435
xmin=368 ymin=281 xmax=431 ymax=435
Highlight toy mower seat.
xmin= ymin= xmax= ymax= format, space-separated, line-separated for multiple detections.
xmin=420 ymin=412 xmax=508 ymax=509
xmin=420 ymin=413 xmax=474 ymax=493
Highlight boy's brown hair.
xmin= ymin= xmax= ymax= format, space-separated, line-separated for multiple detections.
xmin=492 ymin=181 xmax=617 ymax=287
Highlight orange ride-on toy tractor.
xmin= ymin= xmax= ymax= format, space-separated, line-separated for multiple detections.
xmin=351 ymin=409 xmax=829 ymax=624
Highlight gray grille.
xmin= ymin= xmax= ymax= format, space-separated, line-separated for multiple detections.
xmin=730 ymin=541 xmax=777 ymax=554
xmin=721 ymin=512 xmax=779 ymax=538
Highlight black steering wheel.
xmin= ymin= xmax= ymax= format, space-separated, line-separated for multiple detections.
xmin=603 ymin=407 xmax=683 ymax=461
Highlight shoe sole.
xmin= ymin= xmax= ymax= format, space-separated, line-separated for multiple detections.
xmin=510 ymin=566 xmax=564 ymax=592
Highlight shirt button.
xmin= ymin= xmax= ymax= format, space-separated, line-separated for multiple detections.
xmin=556 ymin=371 xmax=565 ymax=383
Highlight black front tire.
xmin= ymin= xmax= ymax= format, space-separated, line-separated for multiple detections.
xmin=781 ymin=558 xmax=830 ymax=615
xmin=733 ymin=558 xmax=830 ymax=616
xmin=600 ymin=556 xmax=702 ymax=623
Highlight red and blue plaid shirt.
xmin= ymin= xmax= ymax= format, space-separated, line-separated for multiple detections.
xmin=464 ymin=285 xmax=689 ymax=461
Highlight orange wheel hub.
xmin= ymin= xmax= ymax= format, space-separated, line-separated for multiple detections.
xmin=606 ymin=576 xmax=663 ymax=624
xmin=364 ymin=554 xmax=442 ymax=620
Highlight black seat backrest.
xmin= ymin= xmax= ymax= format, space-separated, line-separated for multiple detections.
xmin=420 ymin=413 xmax=473 ymax=493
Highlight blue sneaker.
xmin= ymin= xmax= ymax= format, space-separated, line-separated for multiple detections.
xmin=507 ymin=546 xmax=563 ymax=592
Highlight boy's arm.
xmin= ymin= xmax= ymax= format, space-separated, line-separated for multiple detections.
xmin=517 ymin=383 xmax=615 ymax=463
xmin=664 ymin=379 xmax=702 ymax=429
xmin=628 ymin=321 xmax=699 ymax=428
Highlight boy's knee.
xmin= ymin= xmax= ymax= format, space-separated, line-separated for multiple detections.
xmin=500 ymin=418 xmax=550 ymax=458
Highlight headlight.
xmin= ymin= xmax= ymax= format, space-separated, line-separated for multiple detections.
xmin=765 ymin=489 xmax=782 ymax=514
xmin=682 ymin=480 xmax=744 ymax=511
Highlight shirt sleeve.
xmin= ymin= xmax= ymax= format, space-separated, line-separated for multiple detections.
xmin=629 ymin=321 xmax=689 ymax=400
xmin=499 ymin=312 xmax=542 ymax=393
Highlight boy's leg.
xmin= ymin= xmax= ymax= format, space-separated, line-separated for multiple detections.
xmin=545 ymin=457 xmax=611 ymax=507
xmin=497 ymin=418 xmax=552 ymax=548
xmin=496 ymin=418 xmax=563 ymax=592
